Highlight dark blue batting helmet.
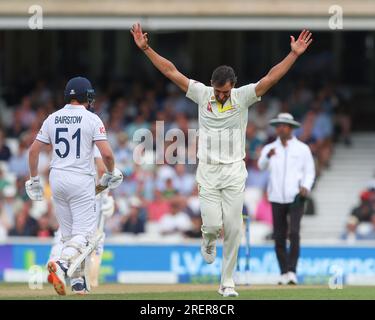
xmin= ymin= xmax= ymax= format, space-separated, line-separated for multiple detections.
xmin=64 ymin=76 xmax=95 ymax=106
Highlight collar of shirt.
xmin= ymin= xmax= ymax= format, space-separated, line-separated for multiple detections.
xmin=208 ymin=90 xmax=239 ymax=113
xmin=276 ymin=136 xmax=297 ymax=148
xmin=64 ymin=104 xmax=86 ymax=110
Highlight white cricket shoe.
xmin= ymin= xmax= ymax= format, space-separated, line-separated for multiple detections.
xmin=277 ymin=273 xmax=289 ymax=285
xmin=47 ymin=261 xmax=67 ymax=296
xmin=201 ymin=238 xmax=216 ymax=264
xmin=287 ymin=272 xmax=298 ymax=285
xmin=218 ymin=286 xmax=239 ymax=297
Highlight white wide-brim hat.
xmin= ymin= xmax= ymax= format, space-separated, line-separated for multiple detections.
xmin=269 ymin=113 xmax=300 ymax=128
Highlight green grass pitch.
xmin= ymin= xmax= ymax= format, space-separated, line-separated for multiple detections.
xmin=0 ymin=283 xmax=374 ymax=300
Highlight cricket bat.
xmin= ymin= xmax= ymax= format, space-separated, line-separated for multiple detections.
xmin=95 ymin=184 xmax=108 ymax=195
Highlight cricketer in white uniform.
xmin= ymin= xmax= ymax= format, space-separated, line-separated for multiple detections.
xmin=49 ymin=146 xmax=115 ymax=289
xmin=27 ymin=77 xmax=122 ymax=295
xmin=131 ymin=23 xmax=313 ymax=297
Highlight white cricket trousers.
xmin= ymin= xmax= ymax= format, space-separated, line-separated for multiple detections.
xmin=196 ymin=160 xmax=247 ymax=288
xmin=49 ymin=169 xmax=97 ymax=242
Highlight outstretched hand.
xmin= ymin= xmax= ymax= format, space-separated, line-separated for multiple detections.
xmin=290 ymin=29 xmax=313 ymax=56
xmin=130 ymin=22 xmax=149 ymax=50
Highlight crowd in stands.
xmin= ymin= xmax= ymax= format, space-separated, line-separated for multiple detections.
xmin=343 ymin=178 xmax=375 ymax=242
xmin=0 ymin=78 xmax=352 ymax=241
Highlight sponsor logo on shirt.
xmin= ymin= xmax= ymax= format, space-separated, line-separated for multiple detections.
xmin=207 ymin=101 xmax=213 ymax=112
xmin=99 ymin=126 xmax=106 ymax=134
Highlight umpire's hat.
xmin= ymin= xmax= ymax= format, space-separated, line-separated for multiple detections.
xmin=269 ymin=113 xmax=300 ymax=128
xmin=64 ymin=76 xmax=95 ymax=105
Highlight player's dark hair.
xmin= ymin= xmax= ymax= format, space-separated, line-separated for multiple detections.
xmin=211 ymin=65 xmax=237 ymax=87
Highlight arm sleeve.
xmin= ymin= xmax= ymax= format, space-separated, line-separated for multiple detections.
xmin=36 ymin=117 xmax=51 ymax=144
xmin=257 ymin=145 xmax=270 ymax=171
xmin=93 ymin=116 xmax=107 ymax=141
xmin=301 ymin=146 xmax=316 ymax=191
xmin=186 ymin=79 xmax=207 ymax=105
xmin=236 ymin=82 xmax=261 ymax=109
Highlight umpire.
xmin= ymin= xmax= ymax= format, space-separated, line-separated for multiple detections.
xmin=258 ymin=113 xmax=315 ymax=285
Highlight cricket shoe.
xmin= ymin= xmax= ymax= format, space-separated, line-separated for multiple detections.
xmin=71 ymin=277 xmax=89 ymax=295
xmin=47 ymin=273 xmax=53 ymax=284
xmin=47 ymin=260 xmax=67 ymax=296
xmin=287 ymin=272 xmax=298 ymax=285
xmin=201 ymin=238 xmax=216 ymax=264
xmin=218 ymin=286 xmax=239 ymax=298
xmin=277 ymin=273 xmax=289 ymax=285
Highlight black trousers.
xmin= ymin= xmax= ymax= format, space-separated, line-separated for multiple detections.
xmin=271 ymin=200 xmax=304 ymax=274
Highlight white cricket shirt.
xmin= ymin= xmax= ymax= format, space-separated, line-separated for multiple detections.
xmin=36 ymin=104 xmax=107 ymax=176
xmin=186 ymin=79 xmax=261 ymax=164
xmin=258 ymin=136 xmax=316 ymax=204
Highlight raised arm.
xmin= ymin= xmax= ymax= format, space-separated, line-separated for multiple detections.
xmin=255 ymin=30 xmax=313 ymax=97
xmin=131 ymin=22 xmax=189 ymax=93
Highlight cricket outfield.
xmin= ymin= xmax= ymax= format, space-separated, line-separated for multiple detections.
xmin=0 ymin=283 xmax=374 ymax=300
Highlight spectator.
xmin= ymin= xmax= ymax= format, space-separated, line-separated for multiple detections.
xmin=255 ymin=192 xmax=273 ymax=226
xmin=121 ymin=197 xmax=146 ymax=234
xmin=9 ymin=202 xmax=38 ymax=236
xmin=1 ymin=184 xmax=22 ymax=230
xmin=297 ymin=99 xmax=333 ymax=174
xmin=288 ymin=80 xmax=313 ymax=121
xmin=113 ymin=132 xmax=134 ymax=175
xmin=344 ymin=189 xmax=375 ymax=241
xmin=245 ymin=122 xmax=264 ymax=161
xmin=334 ymin=101 xmax=352 ymax=146
xmin=18 ymin=96 xmax=36 ymax=129
xmin=125 ymin=112 xmax=150 ymax=140
xmin=156 ymin=164 xmax=176 ymax=191
xmin=106 ymin=99 xmax=127 ymax=148
xmin=0 ymin=166 xmax=10 ymax=192
xmin=163 ymin=83 xmax=196 ymax=118
xmin=147 ymin=188 xmax=171 ymax=222
xmin=37 ymin=213 xmax=54 ymax=238
xmin=159 ymin=198 xmax=193 ymax=235
xmin=6 ymin=109 xmax=27 ymax=138
xmin=186 ymin=185 xmax=200 ymax=217
xmin=248 ymin=101 xmax=278 ymax=141
xmin=162 ymin=178 xmax=178 ymax=199
xmin=31 ymin=80 xmax=53 ymax=106
xmin=173 ymin=164 xmax=195 ymax=196
xmin=8 ymin=134 xmax=30 ymax=178
xmin=0 ymin=130 xmax=12 ymax=161
xmin=310 ymin=100 xmax=333 ymax=169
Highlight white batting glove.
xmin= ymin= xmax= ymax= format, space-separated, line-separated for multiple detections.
xmin=100 ymin=168 xmax=123 ymax=190
xmin=101 ymin=194 xmax=115 ymax=218
xmin=25 ymin=176 xmax=43 ymax=201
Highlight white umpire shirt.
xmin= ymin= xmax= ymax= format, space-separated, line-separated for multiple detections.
xmin=258 ymin=136 xmax=315 ymax=204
